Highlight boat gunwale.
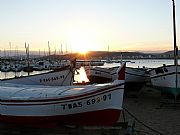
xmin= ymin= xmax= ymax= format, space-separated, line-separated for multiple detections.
xmin=1 ymin=65 xmax=72 ymax=81
xmin=0 ymin=83 xmax=124 ymax=103
xmin=148 ymin=64 xmax=178 ymax=72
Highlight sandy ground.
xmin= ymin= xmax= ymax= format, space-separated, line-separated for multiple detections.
xmin=1 ymin=86 xmax=180 ymax=135
xmin=123 ymin=86 xmax=180 ymax=135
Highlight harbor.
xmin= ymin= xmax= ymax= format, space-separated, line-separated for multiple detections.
xmin=0 ymin=0 xmax=180 ymax=134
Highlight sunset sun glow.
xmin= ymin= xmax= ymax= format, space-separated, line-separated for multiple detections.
xmin=67 ymin=27 xmax=99 ymax=53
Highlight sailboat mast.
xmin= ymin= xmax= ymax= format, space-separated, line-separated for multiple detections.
xmin=48 ymin=41 xmax=51 ymax=63
xmin=61 ymin=44 xmax=63 ymax=55
xmin=172 ymin=0 xmax=178 ymax=93
xmin=107 ymin=45 xmax=109 ymax=58
xmin=48 ymin=41 xmax=51 ymax=56
xmin=66 ymin=44 xmax=67 ymax=54
xmin=172 ymin=0 xmax=178 ymax=65
xmin=9 ymin=42 xmax=11 ymax=57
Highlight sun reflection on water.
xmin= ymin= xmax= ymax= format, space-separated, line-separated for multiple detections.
xmin=74 ymin=67 xmax=89 ymax=83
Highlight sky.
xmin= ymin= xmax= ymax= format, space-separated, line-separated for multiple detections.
xmin=0 ymin=0 xmax=180 ymax=54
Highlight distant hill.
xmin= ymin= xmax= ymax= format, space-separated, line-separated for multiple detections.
xmin=161 ymin=50 xmax=180 ymax=55
xmin=0 ymin=50 xmax=178 ymax=60
xmin=88 ymin=51 xmax=144 ymax=56
xmin=86 ymin=51 xmax=153 ymax=58
xmin=81 ymin=50 xmax=178 ymax=59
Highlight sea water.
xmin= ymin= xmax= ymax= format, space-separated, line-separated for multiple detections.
xmin=103 ymin=59 xmax=174 ymax=68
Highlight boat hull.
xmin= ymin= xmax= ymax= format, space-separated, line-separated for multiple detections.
xmin=0 ymin=109 xmax=121 ymax=126
xmin=152 ymin=86 xmax=180 ymax=97
xmin=85 ymin=66 xmax=111 ymax=82
xmin=111 ymin=67 xmax=149 ymax=83
xmin=149 ymin=65 xmax=180 ymax=97
xmin=1 ymin=66 xmax=74 ymax=86
xmin=0 ymin=83 xmax=124 ymax=126
xmin=87 ymin=75 xmax=112 ymax=84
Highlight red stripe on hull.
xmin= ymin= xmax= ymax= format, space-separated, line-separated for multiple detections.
xmin=0 ymin=109 xmax=121 ymax=127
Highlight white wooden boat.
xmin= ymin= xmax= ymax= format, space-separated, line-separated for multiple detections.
xmin=149 ymin=0 xmax=179 ymax=98
xmin=0 ymin=63 xmax=125 ymax=126
xmin=149 ymin=65 xmax=180 ymax=98
xmin=85 ymin=66 xmax=112 ymax=83
xmin=85 ymin=65 xmax=149 ymax=90
xmin=1 ymin=65 xmax=74 ymax=86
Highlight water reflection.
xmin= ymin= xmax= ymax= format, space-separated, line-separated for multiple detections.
xmin=74 ymin=67 xmax=89 ymax=83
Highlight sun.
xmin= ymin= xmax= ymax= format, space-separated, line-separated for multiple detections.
xmin=78 ymin=48 xmax=89 ymax=55
xmin=67 ymin=28 xmax=98 ymax=53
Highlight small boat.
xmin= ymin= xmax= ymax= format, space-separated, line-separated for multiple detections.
xmin=149 ymin=65 xmax=180 ymax=97
xmin=85 ymin=65 xmax=149 ymax=90
xmin=149 ymin=0 xmax=179 ymax=98
xmin=1 ymin=65 xmax=75 ymax=86
xmin=85 ymin=66 xmax=112 ymax=83
xmin=0 ymin=63 xmax=125 ymax=126
xmin=1 ymin=64 xmax=11 ymax=72
xmin=10 ymin=63 xmax=23 ymax=72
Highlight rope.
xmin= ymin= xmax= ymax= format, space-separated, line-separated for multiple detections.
xmin=123 ymin=107 xmax=164 ymax=135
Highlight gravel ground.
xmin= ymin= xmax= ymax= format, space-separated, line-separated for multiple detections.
xmin=123 ymin=86 xmax=180 ymax=135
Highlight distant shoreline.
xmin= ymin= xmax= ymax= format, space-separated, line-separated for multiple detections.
xmin=0 ymin=50 xmax=178 ymax=60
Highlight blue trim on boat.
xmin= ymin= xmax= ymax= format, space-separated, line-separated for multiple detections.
xmin=153 ymin=86 xmax=180 ymax=97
